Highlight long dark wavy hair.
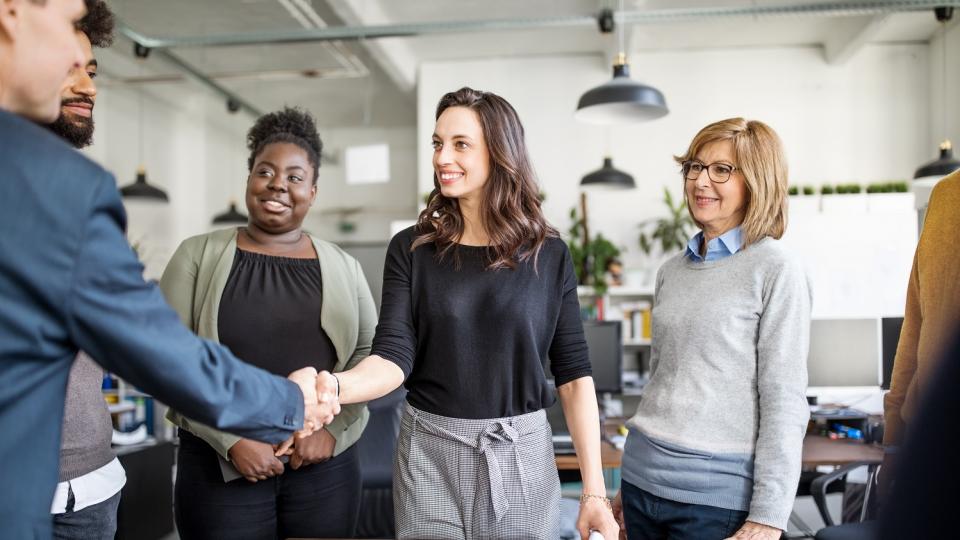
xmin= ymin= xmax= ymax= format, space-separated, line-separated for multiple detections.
xmin=412 ymin=87 xmax=557 ymax=270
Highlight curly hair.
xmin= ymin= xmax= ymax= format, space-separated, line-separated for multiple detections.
xmin=78 ymin=0 xmax=115 ymax=48
xmin=413 ymin=87 xmax=557 ymax=271
xmin=246 ymin=107 xmax=322 ymax=183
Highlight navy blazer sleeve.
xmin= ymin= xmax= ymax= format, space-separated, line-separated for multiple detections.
xmin=64 ymin=171 xmax=305 ymax=443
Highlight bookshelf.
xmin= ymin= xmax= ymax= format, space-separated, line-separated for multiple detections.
xmin=577 ymin=286 xmax=654 ymax=397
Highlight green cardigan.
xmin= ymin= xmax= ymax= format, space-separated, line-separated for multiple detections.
xmin=160 ymin=228 xmax=376 ymax=469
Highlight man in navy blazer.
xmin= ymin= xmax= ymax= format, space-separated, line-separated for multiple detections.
xmin=0 ymin=1 xmax=339 ymax=537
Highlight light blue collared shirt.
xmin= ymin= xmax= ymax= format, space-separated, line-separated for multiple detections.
xmin=684 ymin=226 xmax=743 ymax=262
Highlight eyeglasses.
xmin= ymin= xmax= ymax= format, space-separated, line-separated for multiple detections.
xmin=681 ymin=160 xmax=738 ymax=184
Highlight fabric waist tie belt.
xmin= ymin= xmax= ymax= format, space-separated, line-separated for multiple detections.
xmin=408 ymin=405 xmax=547 ymax=523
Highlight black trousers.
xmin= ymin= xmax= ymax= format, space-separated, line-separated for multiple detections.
xmin=174 ymin=430 xmax=361 ymax=540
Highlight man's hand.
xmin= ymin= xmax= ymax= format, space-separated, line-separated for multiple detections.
xmin=229 ymin=439 xmax=284 ymax=483
xmin=290 ymin=428 xmax=336 ymax=469
xmin=878 ymin=451 xmax=896 ymax=503
xmin=279 ymin=367 xmax=340 ymax=455
xmin=723 ymin=521 xmax=781 ymax=540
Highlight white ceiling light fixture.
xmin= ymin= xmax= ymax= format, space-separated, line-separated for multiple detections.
xmin=575 ymin=0 xmax=668 ymax=125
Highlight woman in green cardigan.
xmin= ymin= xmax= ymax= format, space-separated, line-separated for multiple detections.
xmin=159 ymin=107 xmax=377 ymax=540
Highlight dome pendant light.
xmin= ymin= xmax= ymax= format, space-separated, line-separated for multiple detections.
xmin=576 ymin=1 xmax=667 ymax=125
xmin=576 ymin=52 xmax=668 ymax=124
xmin=120 ymin=166 xmax=169 ymax=201
xmin=119 ymin=58 xmax=168 ymax=202
xmin=914 ymin=8 xmax=959 ymax=183
xmin=581 ymin=156 xmax=635 ymax=190
xmin=211 ymin=200 xmax=248 ymax=225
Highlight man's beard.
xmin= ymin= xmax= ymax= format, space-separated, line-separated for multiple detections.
xmin=46 ymin=105 xmax=95 ymax=149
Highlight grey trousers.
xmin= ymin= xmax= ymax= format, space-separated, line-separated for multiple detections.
xmin=393 ymin=404 xmax=561 ymax=540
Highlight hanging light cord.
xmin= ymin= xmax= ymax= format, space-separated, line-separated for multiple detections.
xmin=942 ymin=17 xmax=948 ymax=146
xmin=138 ymin=60 xmax=145 ymax=171
xmin=618 ymin=0 xmax=625 ymax=55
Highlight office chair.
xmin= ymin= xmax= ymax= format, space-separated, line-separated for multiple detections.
xmin=811 ymin=459 xmax=882 ymax=540
xmin=354 ymin=387 xmax=406 ymax=539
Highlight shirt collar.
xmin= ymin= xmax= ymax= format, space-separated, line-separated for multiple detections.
xmin=685 ymin=226 xmax=743 ymax=262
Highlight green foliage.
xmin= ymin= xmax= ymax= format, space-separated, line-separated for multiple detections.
xmin=820 ymin=185 xmax=835 ymax=195
xmin=788 ymin=186 xmax=799 ymax=196
xmin=638 ymin=187 xmax=694 ymax=258
xmin=567 ymin=207 xmax=621 ymax=295
xmin=831 ymin=183 xmax=863 ymax=195
xmin=866 ymin=181 xmax=909 ymax=193
xmin=802 ymin=185 xmax=816 ymax=195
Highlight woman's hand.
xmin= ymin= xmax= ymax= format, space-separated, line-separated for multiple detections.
xmin=290 ymin=428 xmax=336 ymax=469
xmin=576 ymin=496 xmax=620 ymax=540
xmin=228 ymin=439 xmax=285 ymax=483
xmin=610 ymin=489 xmax=627 ymax=539
xmin=723 ymin=521 xmax=782 ymax=540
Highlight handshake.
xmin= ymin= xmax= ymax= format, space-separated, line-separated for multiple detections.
xmin=277 ymin=367 xmax=343 ymax=454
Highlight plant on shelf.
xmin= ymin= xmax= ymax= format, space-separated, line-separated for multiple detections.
xmin=637 ymin=187 xmax=694 ymax=260
xmin=820 ymin=184 xmax=835 ymax=195
xmin=803 ymin=185 xmax=816 ymax=195
xmin=567 ymin=205 xmax=621 ymax=295
xmin=788 ymin=185 xmax=799 ymax=196
xmin=866 ymin=180 xmax=909 ymax=193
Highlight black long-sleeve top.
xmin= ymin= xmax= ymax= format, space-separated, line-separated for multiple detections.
xmin=370 ymin=226 xmax=591 ymax=419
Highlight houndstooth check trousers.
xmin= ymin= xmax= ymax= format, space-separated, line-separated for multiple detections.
xmin=393 ymin=404 xmax=562 ymax=539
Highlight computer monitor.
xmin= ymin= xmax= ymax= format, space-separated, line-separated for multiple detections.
xmin=583 ymin=320 xmax=623 ymax=394
xmin=807 ymin=318 xmax=882 ymax=388
xmin=881 ymin=317 xmax=903 ymax=390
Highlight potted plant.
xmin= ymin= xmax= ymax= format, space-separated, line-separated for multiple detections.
xmin=789 ymin=183 xmax=819 ymax=214
xmin=567 ymin=207 xmax=621 ymax=296
xmin=822 ymin=182 xmax=868 ymax=213
xmin=866 ymin=180 xmax=914 ymax=213
xmin=636 ymin=187 xmax=694 ymax=284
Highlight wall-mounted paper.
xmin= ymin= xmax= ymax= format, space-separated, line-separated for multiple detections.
xmin=345 ymin=143 xmax=390 ymax=184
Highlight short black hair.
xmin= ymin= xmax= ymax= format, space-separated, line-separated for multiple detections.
xmin=246 ymin=107 xmax=322 ymax=182
xmin=78 ymin=0 xmax=115 ymax=48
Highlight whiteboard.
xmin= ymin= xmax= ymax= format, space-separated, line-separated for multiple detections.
xmin=780 ymin=194 xmax=917 ymax=319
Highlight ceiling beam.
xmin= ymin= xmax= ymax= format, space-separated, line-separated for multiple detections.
xmin=325 ymin=0 xmax=417 ymax=93
xmin=823 ymin=14 xmax=890 ymax=65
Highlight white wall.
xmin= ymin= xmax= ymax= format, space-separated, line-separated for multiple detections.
xmin=927 ymin=20 xmax=960 ymax=159
xmin=84 ymin=82 xmax=417 ymax=279
xmin=418 ymin=44 xmax=930 ymax=276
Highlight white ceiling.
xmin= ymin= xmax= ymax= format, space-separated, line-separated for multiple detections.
xmin=99 ymin=0 xmax=956 ymax=127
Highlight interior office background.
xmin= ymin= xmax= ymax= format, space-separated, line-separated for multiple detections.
xmin=83 ymin=2 xmax=960 ymax=285
xmin=67 ymin=1 xmax=960 ymax=537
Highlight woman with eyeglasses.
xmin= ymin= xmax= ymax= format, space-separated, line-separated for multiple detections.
xmin=611 ymin=118 xmax=811 ymax=540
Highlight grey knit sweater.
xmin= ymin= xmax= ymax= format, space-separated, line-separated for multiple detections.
xmin=626 ymin=237 xmax=811 ymax=529
xmin=58 ymin=352 xmax=115 ymax=482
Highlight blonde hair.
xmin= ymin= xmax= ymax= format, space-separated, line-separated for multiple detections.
xmin=674 ymin=118 xmax=789 ymax=248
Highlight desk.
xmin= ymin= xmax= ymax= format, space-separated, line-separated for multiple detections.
xmin=555 ymin=439 xmax=622 ymax=470
xmin=801 ymin=435 xmax=883 ymax=467
xmin=554 ymin=429 xmax=883 ymax=471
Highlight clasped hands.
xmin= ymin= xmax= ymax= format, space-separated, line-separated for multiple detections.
xmin=275 ymin=368 xmax=342 ymax=456
xmin=231 ymin=368 xmax=341 ymax=482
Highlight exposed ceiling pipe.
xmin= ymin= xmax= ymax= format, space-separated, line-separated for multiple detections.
xmin=120 ymin=0 xmax=960 ymax=49
xmin=119 ymin=30 xmax=265 ymax=117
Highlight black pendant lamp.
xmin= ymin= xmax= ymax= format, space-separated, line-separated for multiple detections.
xmin=576 ymin=53 xmax=668 ymax=124
xmin=914 ymin=140 xmax=960 ymax=179
xmin=914 ymin=8 xmax=959 ymax=181
xmin=211 ymin=200 xmax=248 ymax=225
xmin=119 ymin=166 xmax=169 ymax=202
xmin=581 ymin=157 xmax=635 ymax=190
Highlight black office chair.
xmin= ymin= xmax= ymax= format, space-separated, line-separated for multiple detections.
xmin=354 ymin=387 xmax=406 ymax=539
xmin=811 ymin=459 xmax=882 ymax=540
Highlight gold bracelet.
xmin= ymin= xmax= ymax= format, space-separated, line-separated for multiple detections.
xmin=579 ymin=493 xmax=612 ymax=510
